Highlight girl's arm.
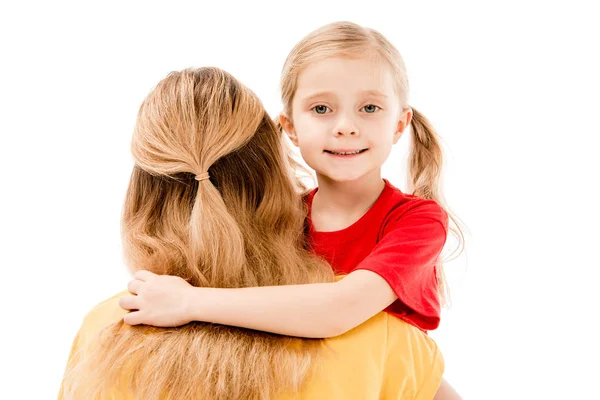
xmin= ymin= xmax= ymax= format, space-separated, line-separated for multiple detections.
xmin=120 ymin=269 xmax=397 ymax=338
xmin=192 ymin=269 xmax=397 ymax=337
xmin=120 ymin=201 xmax=446 ymax=337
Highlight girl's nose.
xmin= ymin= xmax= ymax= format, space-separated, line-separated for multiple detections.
xmin=334 ymin=115 xmax=359 ymax=137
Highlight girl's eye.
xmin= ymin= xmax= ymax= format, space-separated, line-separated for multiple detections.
xmin=312 ymin=105 xmax=330 ymax=114
xmin=362 ymin=104 xmax=380 ymax=113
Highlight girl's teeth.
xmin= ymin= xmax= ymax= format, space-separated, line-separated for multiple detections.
xmin=331 ymin=150 xmax=361 ymax=155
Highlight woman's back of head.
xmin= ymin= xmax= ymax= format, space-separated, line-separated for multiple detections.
xmin=61 ymin=67 xmax=333 ymax=400
xmin=124 ymin=67 xmax=331 ymax=288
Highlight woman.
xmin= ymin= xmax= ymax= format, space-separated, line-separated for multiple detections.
xmin=58 ymin=67 xmax=444 ymax=399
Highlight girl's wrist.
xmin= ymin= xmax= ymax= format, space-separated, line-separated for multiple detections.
xmin=184 ymin=286 xmax=210 ymax=322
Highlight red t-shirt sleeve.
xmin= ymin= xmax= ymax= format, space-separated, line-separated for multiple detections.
xmin=354 ymin=199 xmax=448 ymax=331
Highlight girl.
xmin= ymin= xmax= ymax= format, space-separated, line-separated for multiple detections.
xmin=120 ymin=22 xmax=463 ymax=398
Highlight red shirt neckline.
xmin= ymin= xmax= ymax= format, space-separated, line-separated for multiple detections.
xmin=306 ymin=179 xmax=398 ymax=244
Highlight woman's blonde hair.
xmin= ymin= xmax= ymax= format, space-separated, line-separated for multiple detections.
xmin=278 ymin=21 xmax=465 ymax=302
xmin=60 ymin=67 xmax=334 ymax=400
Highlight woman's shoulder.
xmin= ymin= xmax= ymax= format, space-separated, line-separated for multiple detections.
xmin=384 ymin=314 xmax=445 ymax=397
xmin=341 ymin=311 xmax=440 ymax=354
xmin=321 ymin=306 xmax=440 ymax=369
xmin=290 ymin=312 xmax=443 ymax=399
xmin=77 ymin=290 xmax=129 ymax=343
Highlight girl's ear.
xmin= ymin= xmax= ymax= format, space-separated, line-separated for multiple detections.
xmin=393 ymin=107 xmax=413 ymax=144
xmin=279 ymin=114 xmax=298 ymax=146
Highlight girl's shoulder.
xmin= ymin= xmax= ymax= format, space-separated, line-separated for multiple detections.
xmin=380 ymin=180 xmax=447 ymax=225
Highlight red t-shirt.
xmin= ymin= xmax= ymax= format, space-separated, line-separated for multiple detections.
xmin=305 ymin=179 xmax=448 ymax=331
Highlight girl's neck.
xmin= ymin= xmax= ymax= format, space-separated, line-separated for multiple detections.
xmin=311 ymin=171 xmax=385 ymax=232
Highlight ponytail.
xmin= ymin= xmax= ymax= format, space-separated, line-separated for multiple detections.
xmin=189 ymin=173 xmax=247 ymax=288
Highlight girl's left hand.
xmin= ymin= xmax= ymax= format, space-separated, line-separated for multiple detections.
xmin=119 ymin=270 xmax=195 ymax=327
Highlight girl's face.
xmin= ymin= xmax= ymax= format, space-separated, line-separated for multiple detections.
xmin=282 ymin=57 xmax=411 ymax=183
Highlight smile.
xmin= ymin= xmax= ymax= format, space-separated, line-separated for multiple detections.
xmin=324 ymin=149 xmax=368 ymax=156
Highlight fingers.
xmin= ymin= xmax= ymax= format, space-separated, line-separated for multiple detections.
xmin=123 ymin=311 xmax=144 ymax=326
xmin=120 ymin=295 xmax=144 ymax=325
xmin=134 ymin=269 xmax=156 ymax=282
xmin=127 ymin=279 xmax=142 ymax=295
xmin=119 ymin=294 xmax=138 ymax=311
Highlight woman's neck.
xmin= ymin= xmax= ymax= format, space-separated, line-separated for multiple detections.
xmin=311 ymin=171 xmax=385 ymax=232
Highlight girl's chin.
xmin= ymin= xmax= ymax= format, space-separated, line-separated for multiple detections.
xmin=316 ymin=172 xmax=373 ymax=184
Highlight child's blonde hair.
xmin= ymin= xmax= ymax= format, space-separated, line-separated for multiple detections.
xmin=60 ymin=67 xmax=334 ymax=400
xmin=278 ymin=21 xmax=465 ymax=302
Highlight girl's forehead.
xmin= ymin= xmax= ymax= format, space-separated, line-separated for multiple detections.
xmin=295 ymin=57 xmax=396 ymax=98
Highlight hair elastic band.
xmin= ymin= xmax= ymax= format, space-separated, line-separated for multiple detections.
xmin=195 ymin=172 xmax=210 ymax=182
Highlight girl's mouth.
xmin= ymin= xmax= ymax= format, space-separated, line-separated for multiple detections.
xmin=324 ymin=149 xmax=368 ymax=156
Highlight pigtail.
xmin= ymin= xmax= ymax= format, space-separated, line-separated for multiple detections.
xmin=408 ymin=107 xmax=443 ymax=202
xmin=409 ymin=107 xmax=466 ymax=304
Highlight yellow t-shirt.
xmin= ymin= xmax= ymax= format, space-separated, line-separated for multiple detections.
xmin=59 ymin=291 xmax=443 ymax=399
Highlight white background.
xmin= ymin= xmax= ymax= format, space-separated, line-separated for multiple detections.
xmin=1 ymin=1 xmax=599 ymax=399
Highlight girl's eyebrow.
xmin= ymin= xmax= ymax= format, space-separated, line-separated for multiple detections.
xmin=299 ymin=89 xmax=388 ymax=104
xmin=359 ymin=90 xmax=388 ymax=99
xmin=300 ymin=91 xmax=336 ymax=103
